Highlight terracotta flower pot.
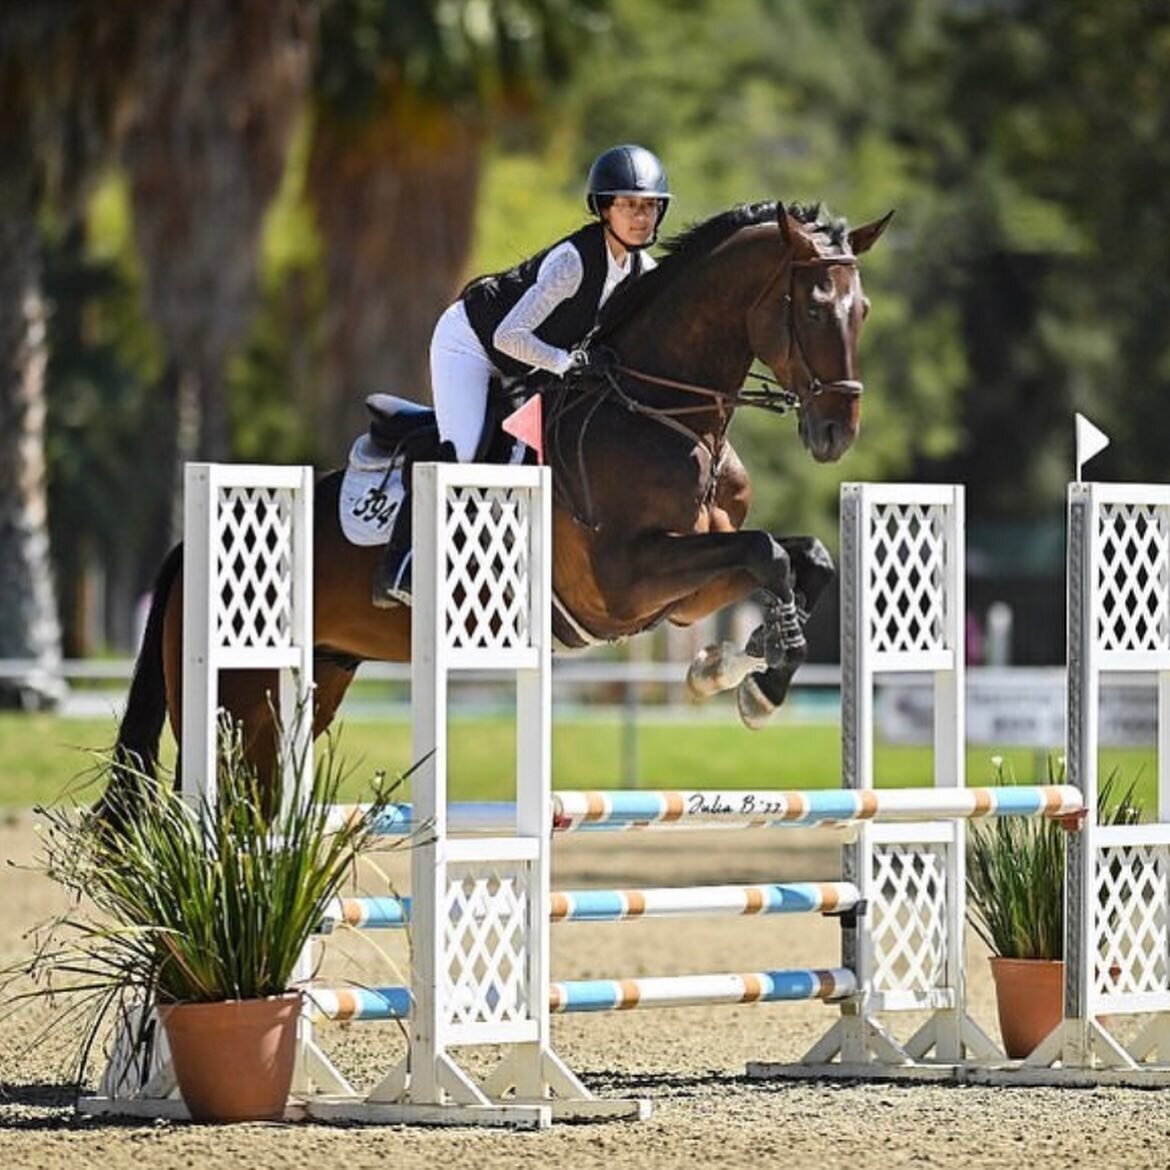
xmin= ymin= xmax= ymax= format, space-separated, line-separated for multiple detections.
xmin=159 ymin=991 xmax=302 ymax=1122
xmin=988 ymin=957 xmax=1063 ymax=1059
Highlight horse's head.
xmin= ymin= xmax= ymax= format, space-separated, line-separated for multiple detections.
xmin=747 ymin=206 xmax=893 ymax=463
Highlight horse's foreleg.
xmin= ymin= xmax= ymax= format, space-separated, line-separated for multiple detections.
xmin=614 ymin=529 xmax=801 ymax=618
xmin=608 ymin=529 xmax=808 ymax=700
xmin=680 ymin=536 xmax=835 ymax=716
xmin=737 ymin=536 xmax=836 ymax=728
xmin=667 ymin=569 xmax=759 ymax=626
xmin=667 ymin=569 xmax=773 ymax=701
xmin=686 ymin=639 xmax=769 ymax=699
xmin=685 ymin=592 xmax=805 ymax=702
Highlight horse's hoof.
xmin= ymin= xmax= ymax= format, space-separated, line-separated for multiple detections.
xmin=767 ymin=639 xmax=808 ymax=674
xmin=686 ymin=643 xmax=730 ymax=700
xmin=686 ymin=661 xmax=714 ymax=700
xmin=736 ymin=675 xmax=775 ymax=730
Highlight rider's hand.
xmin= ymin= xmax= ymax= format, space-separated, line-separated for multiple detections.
xmin=567 ymin=345 xmax=618 ymax=378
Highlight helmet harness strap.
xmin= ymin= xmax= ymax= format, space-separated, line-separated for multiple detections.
xmin=600 ymin=212 xmax=660 ymax=252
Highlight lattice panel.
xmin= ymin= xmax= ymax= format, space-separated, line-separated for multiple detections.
xmin=213 ymin=486 xmax=296 ymax=648
xmin=442 ymin=487 xmax=532 ymax=651
xmin=870 ymin=844 xmax=948 ymax=994
xmin=1095 ymin=503 xmax=1170 ymax=654
xmin=867 ymin=504 xmax=949 ymax=655
xmin=441 ymin=863 xmax=533 ymax=1026
xmin=1094 ymin=842 xmax=1170 ymax=997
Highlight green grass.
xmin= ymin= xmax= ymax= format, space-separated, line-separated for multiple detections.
xmin=0 ymin=711 xmax=1159 ymax=812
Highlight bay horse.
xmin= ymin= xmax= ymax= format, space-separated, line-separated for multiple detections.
xmin=105 ymin=200 xmax=891 ymax=808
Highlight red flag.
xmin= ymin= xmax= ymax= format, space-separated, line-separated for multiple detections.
xmin=501 ymin=394 xmax=544 ymax=464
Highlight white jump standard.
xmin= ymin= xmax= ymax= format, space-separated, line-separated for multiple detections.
xmin=1022 ymin=483 xmax=1170 ymax=1080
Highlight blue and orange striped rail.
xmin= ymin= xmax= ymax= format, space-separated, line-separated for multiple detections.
xmin=319 ymin=881 xmax=859 ymax=932
xmin=308 ymin=968 xmax=857 ymax=1022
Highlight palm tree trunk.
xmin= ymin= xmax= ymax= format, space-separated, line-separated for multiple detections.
xmin=0 ymin=219 xmax=65 ymax=709
xmin=121 ymin=0 xmax=312 ymax=470
xmin=308 ymin=99 xmax=482 ymax=458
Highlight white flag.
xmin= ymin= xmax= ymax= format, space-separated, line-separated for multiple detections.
xmin=1075 ymin=413 xmax=1110 ymax=481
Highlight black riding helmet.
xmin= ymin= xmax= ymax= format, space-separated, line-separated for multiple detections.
xmin=586 ymin=144 xmax=671 ymax=247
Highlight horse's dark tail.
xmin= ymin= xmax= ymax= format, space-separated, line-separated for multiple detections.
xmin=98 ymin=544 xmax=183 ymax=822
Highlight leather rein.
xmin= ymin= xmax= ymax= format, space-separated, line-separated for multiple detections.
xmin=547 ymin=250 xmax=863 ymax=529
xmin=609 ymin=252 xmax=864 ymax=441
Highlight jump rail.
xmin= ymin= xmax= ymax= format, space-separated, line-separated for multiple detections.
xmin=321 ymin=880 xmax=861 ymax=931
xmin=307 ymin=969 xmax=858 ymax=1021
xmin=328 ymin=784 xmax=1085 ymax=837
xmin=551 ymin=785 xmax=1083 ymax=830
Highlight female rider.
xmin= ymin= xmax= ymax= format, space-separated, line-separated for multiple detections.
xmin=375 ymin=144 xmax=671 ymax=606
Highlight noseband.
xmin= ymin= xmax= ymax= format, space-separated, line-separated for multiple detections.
xmin=613 ymin=251 xmax=864 ymax=415
xmin=557 ymin=247 xmax=865 ymax=522
xmin=765 ymin=253 xmax=863 ymax=401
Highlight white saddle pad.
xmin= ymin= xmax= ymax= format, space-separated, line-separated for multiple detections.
xmin=339 ymin=436 xmax=405 ymax=547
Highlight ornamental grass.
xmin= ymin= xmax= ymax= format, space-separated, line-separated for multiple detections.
xmin=965 ymin=757 xmax=1142 ymax=960
xmin=1 ymin=711 xmax=414 ymax=1085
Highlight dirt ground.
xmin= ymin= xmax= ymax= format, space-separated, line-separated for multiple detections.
xmin=3 ymin=815 xmax=1170 ymax=1170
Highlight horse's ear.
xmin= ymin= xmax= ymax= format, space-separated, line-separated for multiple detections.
xmin=848 ymin=210 xmax=895 ymax=256
xmin=777 ymin=206 xmax=820 ymax=261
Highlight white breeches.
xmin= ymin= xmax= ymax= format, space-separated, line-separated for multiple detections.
xmin=431 ymin=300 xmax=497 ymax=463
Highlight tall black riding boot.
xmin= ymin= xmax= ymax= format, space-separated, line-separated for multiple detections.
xmin=370 ymin=442 xmax=456 ymax=608
xmin=372 ymin=513 xmax=413 ymax=609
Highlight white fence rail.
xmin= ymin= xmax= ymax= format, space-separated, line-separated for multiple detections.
xmin=6 ymin=658 xmax=1164 ymax=743
xmin=0 ymin=657 xmax=841 ymax=716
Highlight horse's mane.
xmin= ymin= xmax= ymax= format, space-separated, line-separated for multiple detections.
xmin=595 ymin=200 xmax=848 ymax=338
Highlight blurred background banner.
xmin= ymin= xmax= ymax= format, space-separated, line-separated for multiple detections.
xmin=2 ymin=1 xmax=1168 ymax=706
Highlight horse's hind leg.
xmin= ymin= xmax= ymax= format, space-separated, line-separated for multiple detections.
xmin=176 ymin=659 xmax=357 ymax=812
xmin=217 ymin=669 xmax=283 ymax=802
xmin=737 ymin=536 xmax=835 ymax=728
xmin=312 ymin=656 xmax=359 ymax=742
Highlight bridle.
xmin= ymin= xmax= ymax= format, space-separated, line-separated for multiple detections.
xmin=777 ymin=254 xmax=864 ymax=399
xmin=608 ymin=249 xmax=865 ymax=424
xmin=549 ymin=247 xmax=865 ymax=525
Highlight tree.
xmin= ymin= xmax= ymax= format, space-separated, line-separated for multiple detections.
xmin=0 ymin=3 xmax=136 ymax=705
xmin=306 ymin=0 xmax=609 ymax=457
xmin=43 ymin=209 xmax=169 ymax=655
xmin=567 ymin=0 xmax=964 ymax=539
xmin=0 ymin=219 xmax=63 ymax=708
xmin=985 ymin=3 xmax=1170 ymax=487
xmin=869 ymin=1 xmax=1170 ymax=512
xmin=119 ymin=0 xmax=312 ymax=484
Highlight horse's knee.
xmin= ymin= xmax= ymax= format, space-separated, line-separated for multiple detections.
xmin=781 ymin=535 xmax=835 ymax=611
xmin=747 ymin=533 xmax=793 ymax=600
xmin=799 ymin=536 xmax=835 ymax=579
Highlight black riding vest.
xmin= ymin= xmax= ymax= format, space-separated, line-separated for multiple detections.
xmin=461 ymin=222 xmax=640 ymax=379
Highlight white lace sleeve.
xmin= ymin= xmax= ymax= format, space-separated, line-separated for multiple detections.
xmin=492 ymin=241 xmax=584 ymax=375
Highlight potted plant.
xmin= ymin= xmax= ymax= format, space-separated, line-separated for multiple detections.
xmin=3 ymin=713 xmax=409 ymax=1122
xmin=966 ymin=757 xmax=1141 ymax=1058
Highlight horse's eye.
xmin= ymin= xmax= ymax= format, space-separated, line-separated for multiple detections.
xmin=807 ymin=287 xmax=833 ymax=323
